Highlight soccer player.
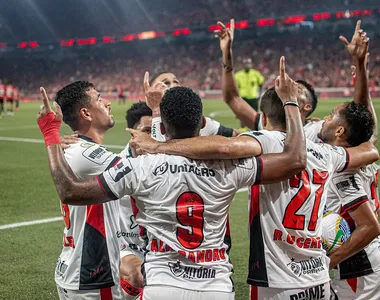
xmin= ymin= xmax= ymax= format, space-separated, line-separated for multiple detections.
xmin=148 ymin=71 xmax=241 ymax=137
xmin=13 ymin=86 xmax=20 ymax=111
xmin=37 ymin=57 xmax=308 ymax=300
xmin=306 ymin=21 xmax=380 ymax=299
xmin=43 ymin=81 xmax=124 ymax=299
xmin=217 ymin=19 xmax=318 ymax=130
xmin=0 ymin=79 xmax=5 ymax=118
xmin=5 ymin=80 xmax=14 ymax=116
xmin=128 ymin=60 xmax=378 ymax=300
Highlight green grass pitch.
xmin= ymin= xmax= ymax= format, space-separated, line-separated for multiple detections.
xmin=1 ymin=98 xmax=379 ymax=299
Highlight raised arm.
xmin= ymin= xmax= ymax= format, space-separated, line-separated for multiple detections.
xmin=259 ymin=56 xmax=306 ymax=183
xmin=216 ymin=19 xmax=259 ymax=130
xmin=37 ymin=87 xmax=107 ymax=205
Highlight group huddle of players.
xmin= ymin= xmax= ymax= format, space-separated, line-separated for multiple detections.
xmin=0 ymin=79 xmax=21 ymax=117
xmin=35 ymin=19 xmax=380 ymax=300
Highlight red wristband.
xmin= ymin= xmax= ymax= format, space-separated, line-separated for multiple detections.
xmin=37 ymin=112 xmax=62 ymax=147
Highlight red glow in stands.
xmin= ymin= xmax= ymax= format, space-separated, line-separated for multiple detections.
xmin=172 ymin=28 xmax=192 ymax=36
xmin=313 ymin=12 xmax=331 ymax=21
xmin=103 ymin=36 xmax=115 ymax=43
xmin=235 ymin=20 xmax=248 ymax=29
xmin=17 ymin=42 xmax=28 ymax=48
xmin=281 ymin=15 xmax=306 ymax=24
xmin=0 ymin=43 xmax=7 ymax=48
xmin=88 ymin=37 xmax=97 ymax=45
xmin=29 ymin=41 xmax=39 ymax=48
xmin=60 ymin=39 xmax=75 ymax=47
xmin=120 ymin=34 xmax=135 ymax=42
xmin=257 ymin=18 xmax=275 ymax=27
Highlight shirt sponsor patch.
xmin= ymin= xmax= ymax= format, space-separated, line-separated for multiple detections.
xmin=82 ymin=146 xmax=113 ymax=165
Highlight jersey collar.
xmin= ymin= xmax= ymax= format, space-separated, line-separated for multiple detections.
xmin=78 ymin=135 xmax=97 ymax=144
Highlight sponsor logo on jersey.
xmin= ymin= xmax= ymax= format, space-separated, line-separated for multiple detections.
xmin=88 ymin=147 xmax=106 ymax=160
xmin=56 ymin=258 xmax=69 ymax=278
xmin=109 ymin=161 xmax=133 ymax=182
xmin=287 ymin=257 xmax=325 ymax=277
xmin=153 ymin=162 xmax=169 ymax=175
xmin=129 ymin=215 xmax=138 ymax=229
xmin=120 ymin=242 xmax=144 ymax=253
xmin=307 ymin=148 xmax=324 ymax=160
xmin=178 ymin=247 xmax=227 ymax=263
xmin=116 ymin=230 xmax=139 ymax=239
xmin=153 ymin=162 xmax=215 ymax=177
xmin=168 ymin=261 xmax=216 ymax=280
xmin=334 ymin=175 xmax=360 ymax=198
xmin=289 ymin=283 xmax=326 ymax=300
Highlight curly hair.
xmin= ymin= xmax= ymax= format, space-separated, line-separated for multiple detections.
xmin=339 ymin=101 xmax=374 ymax=146
xmin=55 ymin=81 xmax=93 ymax=131
xmin=126 ymin=102 xmax=152 ymax=129
xmin=160 ymin=86 xmax=203 ymax=138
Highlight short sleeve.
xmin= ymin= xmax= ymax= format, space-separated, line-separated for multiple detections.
xmin=240 ymin=130 xmax=281 ymax=154
xmin=330 ymin=172 xmax=368 ymax=216
xmin=67 ymin=143 xmax=121 ymax=178
xmin=328 ymin=145 xmax=350 ymax=173
xmin=151 ymin=117 xmax=166 ymax=142
xmin=98 ymin=158 xmax=139 ymax=200
xmin=304 ymin=120 xmax=323 ymax=143
xmin=200 ymin=117 xmax=220 ymax=136
xmin=226 ymin=157 xmax=262 ymax=189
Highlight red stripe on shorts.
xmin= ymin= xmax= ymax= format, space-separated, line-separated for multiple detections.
xmin=100 ymin=287 xmax=113 ymax=300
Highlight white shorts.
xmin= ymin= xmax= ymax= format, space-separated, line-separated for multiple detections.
xmin=56 ymin=284 xmax=123 ymax=300
xmin=250 ymin=282 xmax=331 ymax=300
xmin=142 ymin=285 xmax=235 ymax=300
xmin=332 ymin=271 xmax=380 ymax=300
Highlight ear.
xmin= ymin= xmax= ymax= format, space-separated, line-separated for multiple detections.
xmin=79 ymin=107 xmax=92 ymax=122
xmin=201 ymin=116 xmax=206 ymax=129
xmin=335 ymin=125 xmax=346 ymax=138
xmin=302 ymin=103 xmax=312 ymax=115
xmin=261 ymin=112 xmax=268 ymax=128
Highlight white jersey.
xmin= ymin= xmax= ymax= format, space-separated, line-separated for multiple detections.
xmin=241 ymin=130 xmax=349 ymax=288
xmin=55 ymin=136 xmax=122 ymax=290
xmin=304 ymin=120 xmax=324 ymax=143
xmin=98 ymin=154 xmax=262 ymax=292
xmin=327 ymin=163 xmax=380 ymax=280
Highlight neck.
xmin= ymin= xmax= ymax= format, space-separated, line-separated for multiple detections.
xmin=264 ymin=122 xmax=286 ymax=133
xmin=328 ymin=139 xmax=351 ymax=148
xmin=77 ymin=127 xmax=105 ymax=144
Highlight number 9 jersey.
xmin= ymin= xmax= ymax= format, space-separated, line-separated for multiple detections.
xmin=241 ymin=130 xmax=349 ymax=289
xmin=98 ymin=153 xmax=262 ymax=292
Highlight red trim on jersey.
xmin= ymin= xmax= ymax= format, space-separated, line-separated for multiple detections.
xmin=249 ymin=185 xmax=260 ymax=226
xmin=250 ymin=286 xmax=258 ymax=300
xmin=120 ymin=279 xmax=142 ymax=296
xmin=226 ymin=216 xmax=231 ymax=236
xmin=139 ymin=287 xmax=144 ymax=300
xmin=347 ymin=277 xmax=358 ymax=293
xmin=100 ymin=287 xmax=113 ymax=300
xmin=340 ymin=196 xmax=368 ymax=217
xmin=338 ymin=149 xmax=350 ymax=173
xmin=86 ymin=204 xmax=106 ymax=238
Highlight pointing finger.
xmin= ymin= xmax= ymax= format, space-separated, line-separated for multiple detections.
xmin=40 ymin=87 xmax=52 ymax=112
xmin=279 ymin=56 xmax=285 ymax=80
xmin=143 ymin=71 xmax=150 ymax=93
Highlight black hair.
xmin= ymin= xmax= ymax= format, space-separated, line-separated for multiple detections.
xmin=260 ymin=87 xmax=286 ymax=128
xmin=296 ymin=80 xmax=318 ymax=117
xmin=160 ymin=86 xmax=203 ymax=139
xmin=339 ymin=101 xmax=374 ymax=146
xmin=55 ymin=81 xmax=93 ymax=131
xmin=126 ymin=102 xmax=152 ymax=129
xmin=149 ymin=71 xmax=171 ymax=86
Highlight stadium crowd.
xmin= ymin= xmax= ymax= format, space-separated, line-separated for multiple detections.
xmin=2 ymin=35 xmax=380 ymax=97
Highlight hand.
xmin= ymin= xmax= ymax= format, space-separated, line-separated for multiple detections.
xmin=143 ymin=72 xmax=167 ymax=114
xmin=214 ymin=19 xmax=235 ymax=53
xmin=351 ymin=52 xmax=370 ymax=78
xmin=37 ymin=87 xmax=62 ymax=123
xmin=61 ymin=133 xmax=80 ymax=149
xmin=275 ymin=56 xmax=298 ymax=103
xmin=339 ymin=20 xmax=369 ymax=62
xmin=126 ymin=128 xmax=160 ymax=155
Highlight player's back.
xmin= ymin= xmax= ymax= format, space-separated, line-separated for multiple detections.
xmin=242 ymin=130 xmax=348 ymax=289
xmin=99 ymin=153 xmax=261 ymax=292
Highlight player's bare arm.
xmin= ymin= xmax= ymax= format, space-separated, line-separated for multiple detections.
xmin=340 ymin=20 xmax=369 ymax=108
xmin=329 ymin=201 xmax=380 ymax=269
xmin=345 ymin=141 xmax=379 ymax=170
xmin=37 ymin=87 xmax=107 ymax=205
xmin=216 ymin=19 xmax=259 ymax=130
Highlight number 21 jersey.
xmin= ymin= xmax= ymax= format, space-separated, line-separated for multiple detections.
xmin=242 ymin=130 xmax=349 ymax=288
